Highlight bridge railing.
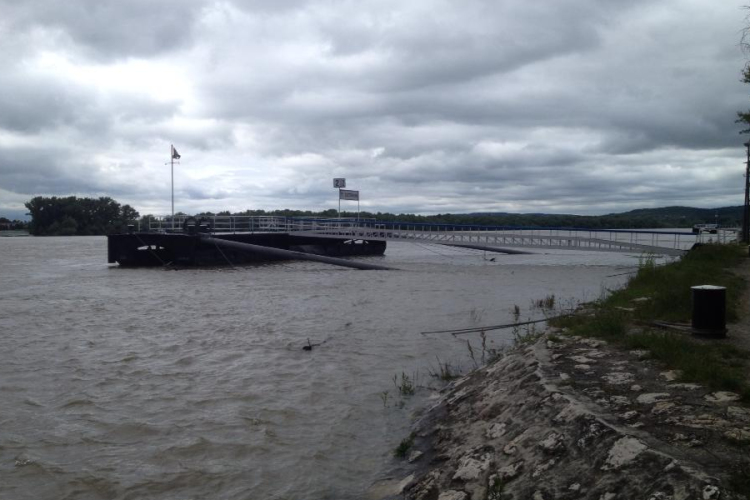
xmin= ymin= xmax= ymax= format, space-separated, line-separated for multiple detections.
xmin=290 ymin=219 xmax=738 ymax=251
xmin=147 ymin=215 xmax=292 ymax=233
xmin=142 ymin=215 xmax=737 ymax=251
xmin=144 ymin=215 xmax=375 ymax=233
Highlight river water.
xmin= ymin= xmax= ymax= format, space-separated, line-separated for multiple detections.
xmin=0 ymin=236 xmax=652 ymax=499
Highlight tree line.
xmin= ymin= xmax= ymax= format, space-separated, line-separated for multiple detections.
xmin=188 ymin=206 xmax=741 ymax=229
xmin=23 ymin=197 xmax=740 ymax=236
xmin=0 ymin=217 xmax=28 ymax=230
xmin=24 ymin=196 xmax=139 ymax=236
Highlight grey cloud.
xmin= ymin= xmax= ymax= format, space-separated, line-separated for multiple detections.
xmin=0 ymin=0 xmax=747 ymax=218
xmin=0 ymin=74 xmax=92 ymax=134
xmin=0 ymin=144 xmax=164 ymax=202
xmin=1 ymin=0 xmax=205 ymax=61
xmin=195 ymin=0 xmax=742 ymax=158
xmin=193 ymin=0 xmax=627 ymax=120
xmin=0 ymin=62 xmax=181 ymax=138
xmin=0 ymin=145 xmax=119 ymax=196
xmin=183 ymin=186 xmax=233 ymax=200
xmin=232 ymin=0 xmax=312 ymax=13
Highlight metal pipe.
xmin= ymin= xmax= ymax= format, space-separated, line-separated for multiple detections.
xmin=200 ymin=235 xmax=396 ymax=271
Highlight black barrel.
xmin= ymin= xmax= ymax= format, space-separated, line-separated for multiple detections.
xmin=691 ymin=285 xmax=727 ymax=337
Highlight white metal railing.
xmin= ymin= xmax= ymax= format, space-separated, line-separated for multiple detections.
xmin=145 ymin=215 xmax=374 ymax=234
xmin=292 ymin=221 xmax=740 ymax=255
xmin=147 ymin=215 xmax=290 ymax=233
xmin=142 ymin=215 xmax=738 ymax=255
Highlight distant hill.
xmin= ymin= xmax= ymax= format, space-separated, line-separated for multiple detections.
xmin=368 ymin=206 xmax=744 ymax=229
xmin=593 ymin=206 xmax=741 ymax=229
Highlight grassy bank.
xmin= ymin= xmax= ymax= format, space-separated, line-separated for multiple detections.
xmin=551 ymin=244 xmax=750 ymax=400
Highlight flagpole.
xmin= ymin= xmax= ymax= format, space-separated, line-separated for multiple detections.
xmin=171 ymin=145 xmax=175 ymax=231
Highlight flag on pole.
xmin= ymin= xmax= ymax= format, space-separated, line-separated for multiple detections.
xmin=171 ymin=145 xmax=181 ymax=160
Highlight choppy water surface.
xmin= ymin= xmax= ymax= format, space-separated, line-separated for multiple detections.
xmin=0 ymin=236 xmax=648 ymax=499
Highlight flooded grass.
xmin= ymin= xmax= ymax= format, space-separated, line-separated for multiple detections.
xmin=393 ymin=433 xmax=416 ymax=458
xmin=428 ymin=357 xmax=461 ymax=381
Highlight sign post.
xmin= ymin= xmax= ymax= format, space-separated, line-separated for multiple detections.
xmin=170 ymin=145 xmax=181 ymax=231
xmin=339 ymin=189 xmax=360 ymax=222
xmin=333 ymin=178 xmax=346 ymax=220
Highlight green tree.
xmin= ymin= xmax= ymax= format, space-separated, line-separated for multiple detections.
xmin=56 ymin=216 xmax=78 ymax=236
xmin=24 ymin=196 xmax=139 ymax=236
xmin=120 ymin=204 xmax=140 ymax=223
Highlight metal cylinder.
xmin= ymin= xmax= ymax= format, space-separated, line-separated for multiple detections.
xmin=691 ymin=285 xmax=726 ymax=337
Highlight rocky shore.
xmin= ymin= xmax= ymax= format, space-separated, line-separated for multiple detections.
xmin=368 ymin=330 xmax=750 ymax=500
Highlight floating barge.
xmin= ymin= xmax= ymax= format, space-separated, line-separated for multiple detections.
xmin=108 ymin=231 xmax=386 ymax=267
xmin=107 ymin=215 xmax=386 ymax=267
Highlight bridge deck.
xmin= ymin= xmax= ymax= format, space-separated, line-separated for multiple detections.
xmin=141 ymin=215 xmax=736 ymax=256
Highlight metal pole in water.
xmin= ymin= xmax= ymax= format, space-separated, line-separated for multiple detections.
xmin=171 ymin=148 xmax=174 ymax=231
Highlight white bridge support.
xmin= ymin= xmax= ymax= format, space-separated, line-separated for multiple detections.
xmin=144 ymin=215 xmax=737 ymax=256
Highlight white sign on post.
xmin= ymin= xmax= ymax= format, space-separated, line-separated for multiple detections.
xmin=339 ymin=189 xmax=359 ymax=201
xmin=333 ymin=178 xmax=346 ymax=188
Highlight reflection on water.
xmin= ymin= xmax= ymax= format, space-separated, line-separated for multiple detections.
xmin=0 ymin=236 xmax=652 ymax=499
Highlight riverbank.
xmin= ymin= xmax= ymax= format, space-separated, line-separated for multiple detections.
xmin=370 ymin=245 xmax=750 ymax=499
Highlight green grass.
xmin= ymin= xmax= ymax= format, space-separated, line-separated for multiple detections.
xmin=550 ymin=243 xmax=750 ymax=401
xmin=624 ymin=331 xmax=750 ymax=399
xmin=552 ymin=308 xmax=628 ymax=339
xmin=605 ymin=245 xmax=745 ymax=323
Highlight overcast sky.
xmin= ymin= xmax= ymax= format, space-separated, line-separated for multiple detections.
xmin=1 ymin=0 xmax=749 ymax=219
